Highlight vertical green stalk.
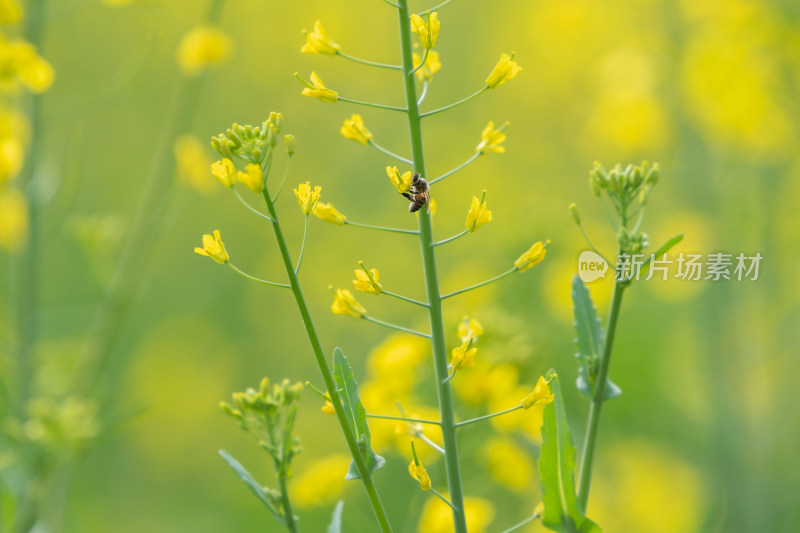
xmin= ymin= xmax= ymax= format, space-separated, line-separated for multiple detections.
xmin=259 ymin=184 xmax=392 ymax=533
xmin=396 ymin=1 xmax=467 ymax=531
xmin=576 ymin=275 xmax=627 ymax=509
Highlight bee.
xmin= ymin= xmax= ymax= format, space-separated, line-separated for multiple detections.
xmin=401 ymin=173 xmax=430 ymax=213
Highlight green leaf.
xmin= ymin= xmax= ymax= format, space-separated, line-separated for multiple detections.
xmin=327 ymin=500 xmax=345 ymax=533
xmin=539 ymin=372 xmax=602 ymax=533
xmin=571 ymin=275 xmax=620 ymax=401
xmin=218 ymin=449 xmax=283 ymax=523
xmin=332 ymin=347 xmax=386 ymax=480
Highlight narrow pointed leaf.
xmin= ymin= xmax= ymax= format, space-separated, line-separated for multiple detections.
xmin=539 ymin=372 xmax=601 ymax=533
xmin=572 ymin=276 xmax=620 ymax=401
xmin=332 ymin=347 xmax=386 ymax=479
xmin=218 ymin=449 xmax=284 ymax=523
xmin=327 ymin=500 xmax=345 ymax=533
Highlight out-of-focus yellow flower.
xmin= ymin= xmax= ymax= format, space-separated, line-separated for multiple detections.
xmin=290 ymin=455 xmax=351 ymax=508
xmin=331 ymin=287 xmax=365 ymax=318
xmin=340 ymin=114 xmax=372 ymax=145
xmin=101 ymin=0 xmax=135 ymax=6
xmin=174 ymin=135 xmax=214 ymax=193
xmin=210 ymin=158 xmax=236 ymax=188
xmin=301 ymin=20 xmax=340 ymax=55
xmin=193 ymin=229 xmax=228 ymax=264
xmin=321 ymin=392 xmax=336 ymax=414
xmin=0 ymin=136 xmax=24 ymax=185
xmin=386 ymin=166 xmax=413 ymax=193
xmin=365 ymin=334 xmax=429 ymax=394
xmin=412 ymin=50 xmax=441 ymax=82
xmin=486 ymin=53 xmax=521 ymax=89
xmin=293 ymin=182 xmax=322 ymax=214
xmin=514 ymin=240 xmax=548 ymax=272
xmin=457 ymin=317 xmax=484 ymax=343
xmin=450 ymin=339 xmax=477 ymax=371
xmin=0 ymin=188 xmax=27 ymax=251
xmin=313 ymin=202 xmax=346 ymax=225
xmin=176 ymin=26 xmax=231 ymax=76
xmin=353 ymin=262 xmax=382 ymax=294
xmin=481 ymin=437 xmax=535 ymax=493
xmin=465 ymin=190 xmax=492 ymax=232
xmin=236 ymin=163 xmax=263 ymax=193
xmin=454 ymin=362 xmax=518 ymax=408
xmin=521 ymin=375 xmax=553 ymax=409
xmin=0 ymin=0 xmax=23 ymax=24
xmin=410 ymin=11 xmax=439 ymax=49
xmin=418 ymin=496 xmax=495 ymax=533
xmin=300 ymin=71 xmax=338 ymax=103
xmin=0 ymin=40 xmax=55 ymax=93
xmin=408 ymin=455 xmax=432 ymax=490
xmin=475 ymin=121 xmax=507 ymax=154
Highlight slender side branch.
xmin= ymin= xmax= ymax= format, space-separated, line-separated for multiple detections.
xmin=382 ymin=290 xmax=429 ymax=308
xmin=417 ymin=80 xmax=429 ymax=105
xmin=337 ymin=50 xmax=402 ymax=70
xmin=431 ymin=488 xmax=458 ymax=511
xmin=417 ymin=0 xmax=452 ymax=15
xmin=366 ymin=414 xmax=441 ymax=425
xmin=455 ymin=405 xmax=522 ymax=428
xmin=234 ymin=188 xmax=272 ymax=221
xmin=383 ymin=0 xmax=401 ymax=8
xmin=344 ymin=220 xmax=418 ymax=235
xmin=409 ymin=48 xmax=429 ymax=75
xmin=429 ymin=153 xmax=481 ymax=186
xmin=441 ymin=267 xmax=517 ymax=300
xmin=420 ymin=86 xmax=489 ymax=118
xmin=271 ymin=155 xmax=292 ymax=203
xmin=368 ymin=140 xmax=413 ymax=165
xmin=339 ymin=96 xmax=407 ymax=113
xmin=433 ymin=229 xmax=468 ymax=247
xmin=294 ymin=215 xmax=309 ymax=275
xmin=228 ymin=263 xmax=289 ymax=288
xmin=499 ymin=511 xmax=542 ymax=533
xmin=362 ymin=315 xmax=430 ymax=339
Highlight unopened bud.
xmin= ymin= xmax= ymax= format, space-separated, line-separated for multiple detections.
xmin=569 ymin=203 xmax=580 ymax=225
xmin=284 ymin=134 xmax=295 ymax=156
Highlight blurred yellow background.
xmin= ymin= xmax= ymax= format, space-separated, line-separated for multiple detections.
xmin=1 ymin=0 xmax=798 ymax=531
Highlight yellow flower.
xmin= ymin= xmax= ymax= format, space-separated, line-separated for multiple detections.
xmin=313 ymin=202 xmax=347 ymax=225
xmin=293 ymin=182 xmax=322 ymax=214
xmin=412 ymin=50 xmax=441 ymax=82
xmin=0 ymin=41 xmax=55 ymax=93
xmin=174 ymin=136 xmax=214 ymax=193
xmin=193 ymin=229 xmax=229 ymax=264
xmin=236 ymin=163 xmax=263 ymax=193
xmin=410 ymin=11 xmax=439 ymax=49
xmin=450 ymin=339 xmax=477 ymax=371
xmin=340 ymin=114 xmax=373 ymax=145
xmin=0 ymin=188 xmax=27 ymax=251
xmin=521 ymin=375 xmax=554 ymax=409
xmin=481 ymin=437 xmax=535 ymax=493
xmin=465 ymin=190 xmax=492 ymax=232
xmin=386 ymin=166 xmax=413 ymax=193
xmin=408 ymin=460 xmax=432 ymax=491
xmin=0 ymin=136 xmax=24 ymax=185
xmin=486 ymin=52 xmax=522 ymax=89
xmin=290 ymin=455 xmax=351 ymax=508
xmin=210 ymin=158 xmax=236 ymax=188
xmin=475 ymin=121 xmax=507 ymax=154
xmin=514 ymin=240 xmax=548 ymax=272
xmin=301 ymin=20 xmax=340 ymax=55
xmin=176 ymin=26 xmax=232 ymax=76
xmin=418 ymin=496 xmax=495 ymax=533
xmin=321 ymin=392 xmax=336 ymax=414
xmin=457 ymin=317 xmax=484 ymax=343
xmin=0 ymin=0 xmax=22 ymax=25
xmin=353 ymin=262 xmax=382 ymax=294
xmin=331 ymin=287 xmax=366 ymax=318
xmin=300 ymin=71 xmax=338 ymax=103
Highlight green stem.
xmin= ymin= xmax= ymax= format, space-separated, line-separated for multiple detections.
xmin=441 ymin=266 xmax=517 ymax=300
xmin=337 ymin=51 xmax=401 ymax=70
xmin=409 ymin=48 xmax=429 ymax=75
xmin=382 ymin=290 xmax=429 ymax=308
xmin=260 ymin=177 xmax=392 ymax=533
xmin=339 ymin=96 xmax=407 ymax=113
xmin=294 ymin=215 xmax=309 ymax=274
xmin=455 ymin=405 xmax=522 ymax=428
xmin=431 ymin=488 xmax=457 ymax=511
xmin=234 ymin=187 xmax=272 ymax=221
xmin=227 ymin=263 xmax=289 ymax=288
xmin=417 ymin=0 xmax=452 ymax=15
xmin=397 ymin=1 xmax=467 ymax=530
xmin=368 ymin=140 xmax=412 ymax=165
xmin=362 ymin=315 xmax=430 ymax=339
xmin=420 ymin=86 xmax=488 ymax=118
xmin=271 ymin=155 xmax=292 ymax=203
xmin=277 ymin=472 xmax=299 ymax=533
xmin=499 ymin=511 xmax=541 ymax=533
xmin=429 ymin=153 xmax=481 ymax=186
xmin=366 ymin=414 xmax=440 ymax=425
xmin=417 ymin=80 xmax=429 ymax=105
xmin=433 ymin=229 xmax=468 ymax=247
xmin=344 ymin=220 xmax=418 ymax=235
xmin=577 ymin=276 xmax=627 ymax=510
xmin=383 ymin=0 xmax=400 ymax=8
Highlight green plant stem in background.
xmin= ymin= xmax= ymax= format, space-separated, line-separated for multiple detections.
xmin=577 ymin=276 xmax=627 ymax=510
xmin=338 ymin=96 xmax=406 ymax=113
xmin=259 ymin=180 xmax=392 ymax=533
xmin=396 ymin=1 xmax=467 ymax=531
xmin=433 ymin=229 xmax=468 ymax=247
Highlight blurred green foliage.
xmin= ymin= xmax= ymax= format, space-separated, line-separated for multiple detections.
xmin=1 ymin=0 xmax=799 ymax=531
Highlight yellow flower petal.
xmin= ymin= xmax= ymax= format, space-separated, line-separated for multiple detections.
xmin=521 ymin=375 xmax=554 ymax=409
xmin=236 ymin=163 xmax=263 ymax=193
xmin=301 ymin=71 xmax=338 ymax=103
xmin=210 ymin=158 xmax=236 ymax=188
xmin=408 ymin=461 xmax=432 ymax=491
xmin=340 ymin=114 xmax=373 ymax=145
xmin=301 ymin=20 xmax=340 ymax=55
xmin=331 ymin=288 xmax=365 ymax=318
xmin=486 ymin=52 xmax=522 ymax=89
xmin=465 ymin=191 xmax=492 ymax=232
xmin=293 ymin=182 xmax=322 ymax=214
xmin=386 ymin=166 xmax=413 ymax=193
xmin=193 ymin=229 xmax=229 ymax=264
xmin=313 ymin=202 xmax=347 ymax=225
xmin=475 ymin=121 xmax=507 ymax=154
xmin=514 ymin=240 xmax=548 ymax=272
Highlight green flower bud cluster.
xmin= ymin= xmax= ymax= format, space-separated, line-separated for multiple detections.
xmin=589 ymin=161 xmax=658 ymax=221
xmin=211 ymin=112 xmax=292 ymax=164
xmin=4 ymin=396 xmax=100 ymax=456
xmin=616 ymin=227 xmax=650 ymax=255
